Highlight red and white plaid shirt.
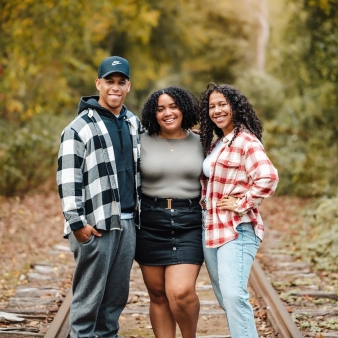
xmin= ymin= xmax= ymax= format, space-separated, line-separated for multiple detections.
xmin=200 ymin=129 xmax=279 ymax=248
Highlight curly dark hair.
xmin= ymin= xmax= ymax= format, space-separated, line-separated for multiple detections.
xmin=141 ymin=86 xmax=199 ymax=135
xmin=199 ymin=83 xmax=263 ymax=155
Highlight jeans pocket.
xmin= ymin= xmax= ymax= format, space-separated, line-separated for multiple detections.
xmin=141 ymin=202 xmax=155 ymax=212
xmin=78 ymin=234 xmax=95 ymax=245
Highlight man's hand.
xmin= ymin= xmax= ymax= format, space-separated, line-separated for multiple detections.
xmin=73 ymin=224 xmax=102 ymax=242
xmin=216 ymin=195 xmax=237 ymax=212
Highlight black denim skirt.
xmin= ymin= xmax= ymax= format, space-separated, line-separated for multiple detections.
xmin=135 ymin=197 xmax=204 ymax=266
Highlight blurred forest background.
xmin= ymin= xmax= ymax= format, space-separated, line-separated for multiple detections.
xmin=0 ymin=0 xmax=337 ymax=267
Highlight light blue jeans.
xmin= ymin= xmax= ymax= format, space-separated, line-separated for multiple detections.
xmin=202 ymin=214 xmax=260 ymax=338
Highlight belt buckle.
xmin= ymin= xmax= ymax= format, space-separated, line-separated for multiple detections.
xmin=166 ymin=198 xmax=172 ymax=209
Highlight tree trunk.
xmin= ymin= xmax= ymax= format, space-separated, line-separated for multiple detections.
xmin=255 ymin=0 xmax=270 ymax=71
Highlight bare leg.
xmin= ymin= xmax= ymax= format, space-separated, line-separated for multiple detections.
xmin=139 ymin=265 xmax=176 ymax=338
xmin=165 ymin=264 xmax=201 ymax=338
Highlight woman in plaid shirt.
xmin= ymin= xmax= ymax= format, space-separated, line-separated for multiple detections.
xmin=199 ymin=83 xmax=279 ymax=337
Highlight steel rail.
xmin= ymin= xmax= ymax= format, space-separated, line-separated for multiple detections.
xmin=250 ymin=259 xmax=303 ymax=338
xmin=44 ymin=290 xmax=72 ymax=338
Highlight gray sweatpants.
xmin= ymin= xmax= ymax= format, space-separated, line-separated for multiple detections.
xmin=68 ymin=219 xmax=136 ymax=338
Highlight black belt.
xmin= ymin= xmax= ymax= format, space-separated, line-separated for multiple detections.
xmin=141 ymin=194 xmax=201 ymax=209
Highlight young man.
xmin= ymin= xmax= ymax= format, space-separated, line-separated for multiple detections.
xmin=57 ymin=56 xmax=143 ymax=338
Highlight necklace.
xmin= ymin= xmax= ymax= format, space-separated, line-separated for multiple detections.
xmin=159 ymin=137 xmax=180 ymax=151
xmin=158 ymin=130 xmax=188 ymax=151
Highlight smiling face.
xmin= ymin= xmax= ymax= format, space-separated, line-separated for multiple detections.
xmin=208 ymin=91 xmax=234 ymax=136
xmin=95 ymin=73 xmax=131 ymax=115
xmin=156 ymin=94 xmax=183 ymax=137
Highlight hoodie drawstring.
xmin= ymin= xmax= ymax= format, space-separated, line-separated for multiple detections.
xmin=115 ymin=117 xmax=124 ymax=152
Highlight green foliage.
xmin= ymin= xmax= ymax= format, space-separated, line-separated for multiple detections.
xmin=0 ymin=0 xmax=262 ymax=196
xmin=234 ymin=69 xmax=285 ymax=120
xmin=0 ymin=0 xmax=87 ymax=120
xmin=1 ymin=0 xmax=337 ymax=198
xmin=261 ymin=0 xmax=338 ymax=196
xmin=0 ymin=0 xmax=256 ymax=121
xmin=263 ymin=83 xmax=338 ymax=196
xmin=0 ymin=0 xmax=161 ymax=120
xmin=127 ymin=0 xmax=255 ymax=105
xmin=292 ymin=196 xmax=338 ymax=272
xmin=0 ymin=114 xmax=71 ymax=196
xmin=302 ymin=0 xmax=338 ymax=85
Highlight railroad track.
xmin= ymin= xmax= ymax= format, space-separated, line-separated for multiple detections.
xmin=41 ymin=258 xmax=305 ymax=338
xmin=0 ymin=244 xmax=74 ymax=338
xmin=251 ymin=260 xmax=303 ymax=338
xmin=0 ymin=226 xmax=337 ymax=337
xmin=43 ymin=291 xmax=71 ymax=338
xmin=257 ymin=225 xmax=338 ymax=338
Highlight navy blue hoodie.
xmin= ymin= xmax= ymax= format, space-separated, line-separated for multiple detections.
xmin=78 ymin=96 xmax=135 ymax=213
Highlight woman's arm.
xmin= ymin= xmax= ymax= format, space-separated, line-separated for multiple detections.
xmin=217 ymin=140 xmax=278 ymax=214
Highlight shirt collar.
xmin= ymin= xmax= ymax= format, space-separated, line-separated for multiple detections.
xmin=222 ymin=129 xmax=235 ymax=144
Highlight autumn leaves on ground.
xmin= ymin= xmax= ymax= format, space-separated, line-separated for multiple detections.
xmin=0 ymin=184 xmax=63 ymax=302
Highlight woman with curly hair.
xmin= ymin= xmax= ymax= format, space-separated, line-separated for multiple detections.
xmin=135 ymin=86 xmax=204 ymax=338
xmin=199 ymin=83 xmax=279 ymax=337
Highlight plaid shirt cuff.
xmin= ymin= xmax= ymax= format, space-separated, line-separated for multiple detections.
xmin=234 ymin=196 xmax=263 ymax=216
xmin=67 ymin=215 xmax=87 ymax=232
xmin=234 ymin=198 xmax=246 ymax=216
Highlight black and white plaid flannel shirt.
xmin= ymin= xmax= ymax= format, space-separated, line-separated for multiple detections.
xmin=57 ymin=108 xmax=143 ymax=237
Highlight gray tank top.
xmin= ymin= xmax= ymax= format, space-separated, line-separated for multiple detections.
xmin=140 ymin=132 xmax=204 ymax=199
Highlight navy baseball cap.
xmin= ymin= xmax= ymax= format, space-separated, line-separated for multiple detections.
xmin=98 ymin=56 xmax=130 ymax=79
